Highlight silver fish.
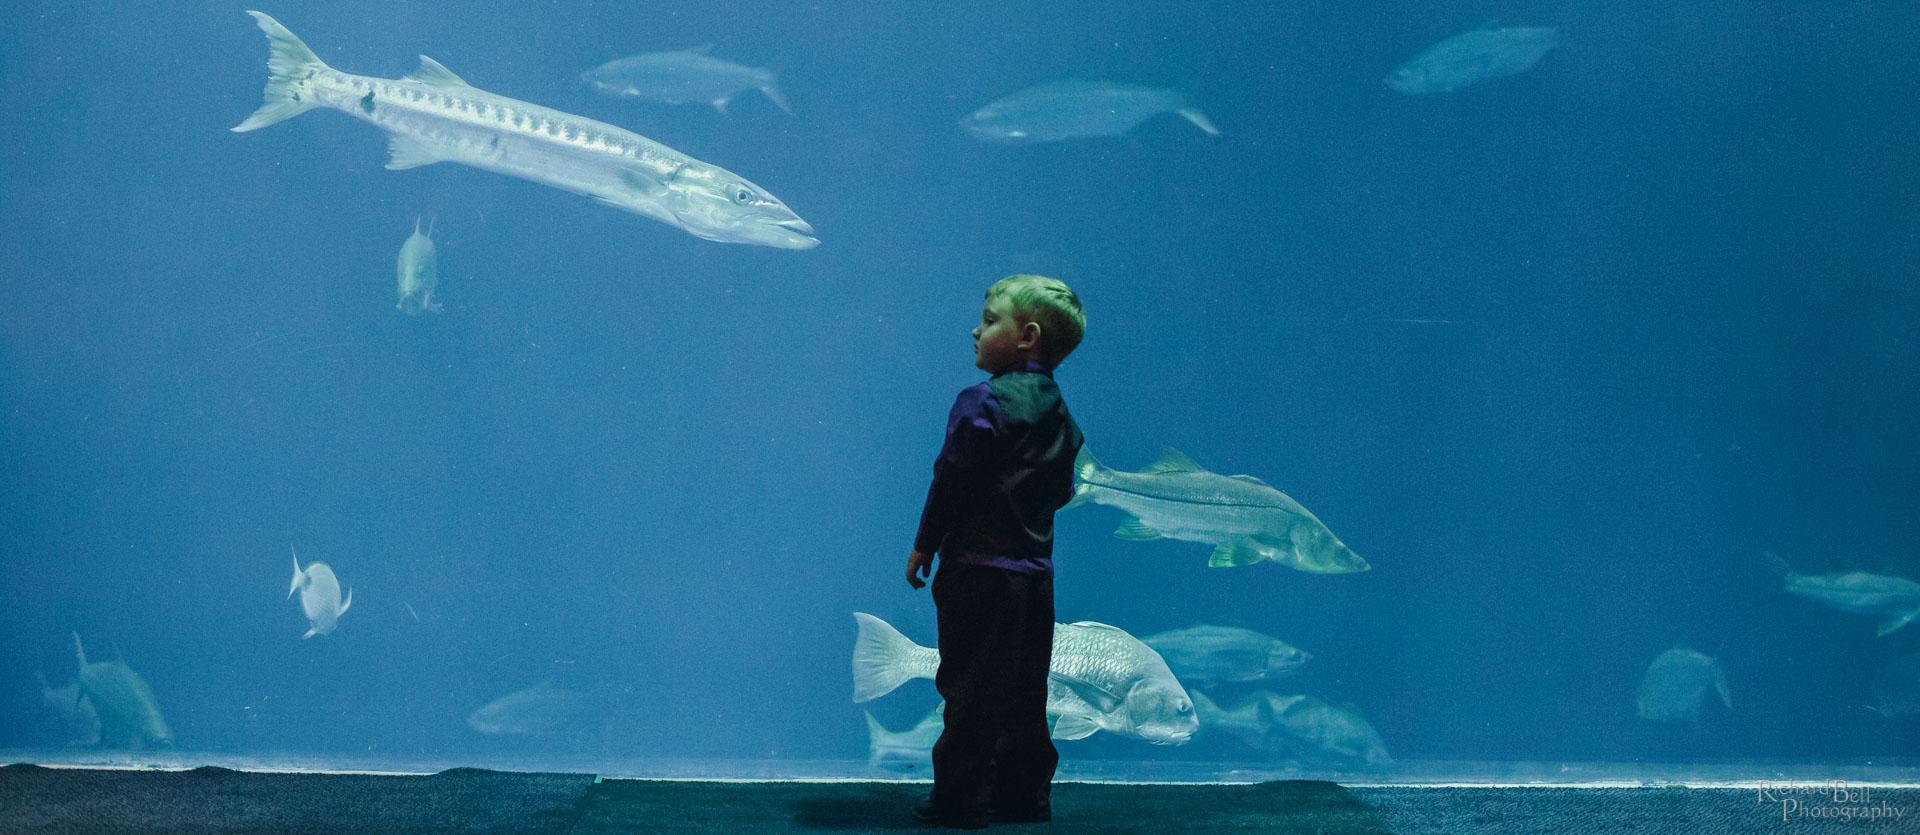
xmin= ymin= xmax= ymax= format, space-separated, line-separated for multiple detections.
xmin=865 ymin=705 xmax=942 ymax=771
xmin=582 ymin=47 xmax=792 ymax=115
xmin=288 ymin=545 xmax=352 ymax=639
xmin=1070 ymin=447 xmax=1368 ymax=573
xmin=71 ymin=633 xmax=173 ymax=749
xmin=36 ymin=671 xmax=101 ymax=746
xmin=1141 ymin=625 xmax=1312 ymax=684
xmin=467 ymin=680 xmax=593 ymax=736
xmin=1386 ymin=26 xmax=1560 ymax=94
xmin=396 ymin=216 xmax=440 ymax=315
xmin=851 ymin=612 xmax=1196 ymax=744
xmin=1774 ymin=555 xmax=1920 ymax=637
xmin=232 ymin=12 xmax=816 ymax=249
xmin=962 ymin=79 xmax=1218 ymax=143
xmin=1635 ymin=647 xmax=1731 ymax=722
xmin=1194 ymin=690 xmax=1391 ymax=768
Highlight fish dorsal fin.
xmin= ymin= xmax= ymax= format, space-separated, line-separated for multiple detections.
xmin=1141 ymin=447 xmax=1206 ymax=475
xmin=1226 ymin=473 xmax=1270 ymax=486
xmin=404 ymin=55 xmax=472 ymax=87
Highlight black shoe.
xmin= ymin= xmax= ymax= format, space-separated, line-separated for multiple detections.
xmin=991 ymin=805 xmax=1051 ymax=823
xmin=912 ymin=795 xmax=988 ymax=829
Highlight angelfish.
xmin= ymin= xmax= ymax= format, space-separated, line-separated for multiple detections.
xmin=289 ymin=545 xmax=353 ymax=639
xmin=396 ymin=216 xmax=441 ymax=315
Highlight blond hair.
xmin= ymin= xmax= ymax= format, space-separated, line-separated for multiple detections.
xmin=987 ymin=274 xmax=1085 ymax=366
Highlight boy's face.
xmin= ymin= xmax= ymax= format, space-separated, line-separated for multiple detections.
xmin=972 ymin=295 xmax=1034 ymax=373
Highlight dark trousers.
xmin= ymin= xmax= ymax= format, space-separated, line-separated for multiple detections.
xmin=930 ymin=563 xmax=1057 ymax=815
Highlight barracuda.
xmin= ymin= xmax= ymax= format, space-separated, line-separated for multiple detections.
xmin=232 ymin=11 xmax=816 ymax=249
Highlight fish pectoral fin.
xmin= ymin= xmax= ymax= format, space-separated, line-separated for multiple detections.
xmin=1140 ymin=447 xmax=1207 ymax=475
xmin=1878 ymin=610 xmax=1917 ymax=637
xmin=1051 ymin=671 xmax=1125 ymax=714
xmin=337 ymin=588 xmax=353 ymax=618
xmin=385 ymin=135 xmax=444 ymax=170
xmin=1113 ymin=518 xmax=1162 ymax=541
xmin=711 ymin=97 xmax=731 ymax=115
xmin=301 ymin=627 xmax=317 ymax=640
xmin=1050 ymin=714 xmax=1100 ymax=740
xmin=403 ymin=55 xmax=473 ymax=87
xmin=1208 ymin=544 xmax=1266 ymax=568
xmin=617 ymin=168 xmax=670 ymax=198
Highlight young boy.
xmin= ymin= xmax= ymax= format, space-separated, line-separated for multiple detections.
xmin=905 ymin=274 xmax=1086 ymax=829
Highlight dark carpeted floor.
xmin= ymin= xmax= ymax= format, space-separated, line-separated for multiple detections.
xmin=2 ymin=763 xmax=1915 ymax=834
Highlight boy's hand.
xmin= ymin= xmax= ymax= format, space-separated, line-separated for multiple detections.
xmin=906 ymin=549 xmax=934 ymax=589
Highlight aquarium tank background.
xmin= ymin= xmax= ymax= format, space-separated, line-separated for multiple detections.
xmin=2 ymin=0 xmax=1916 ymax=776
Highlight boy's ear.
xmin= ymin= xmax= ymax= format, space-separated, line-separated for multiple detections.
xmin=1019 ymin=320 xmax=1042 ymax=350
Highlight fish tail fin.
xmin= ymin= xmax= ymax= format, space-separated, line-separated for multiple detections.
xmin=1067 ymin=445 xmax=1102 ymax=508
xmin=852 ymin=612 xmax=931 ymax=702
xmin=1175 ymin=107 xmax=1220 ymax=136
xmin=760 ymin=82 xmax=793 ymax=115
xmin=232 ymin=11 xmax=329 ymax=132
xmin=1190 ymin=689 xmax=1221 ymax=727
xmin=338 ymin=588 xmax=353 ymax=618
xmin=1878 ymin=610 xmax=1916 ymax=637
xmin=289 ymin=545 xmax=304 ymax=599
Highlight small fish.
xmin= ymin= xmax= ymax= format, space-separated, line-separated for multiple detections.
xmin=1141 ymin=625 xmax=1312 ymax=684
xmin=288 ymin=545 xmax=353 ymax=639
xmin=962 ymin=79 xmax=1218 ymax=143
xmin=1195 ymin=690 xmax=1391 ymax=768
xmin=852 ymin=612 xmax=1196 ymax=744
xmin=396 ymin=216 xmax=441 ymax=315
xmin=1070 ymin=447 xmax=1368 ymax=573
xmin=71 ymin=633 xmax=173 ymax=749
xmin=1635 ymin=646 xmax=1731 ymax=722
xmin=467 ymin=680 xmax=593 ymax=736
xmin=36 ymin=671 xmax=101 ymax=746
xmin=865 ymin=705 xmax=943 ymax=771
xmin=1872 ymin=654 xmax=1920 ymax=718
xmin=1773 ymin=555 xmax=1920 ymax=636
xmin=1386 ymin=26 xmax=1560 ymax=94
xmin=232 ymin=12 xmax=815 ymax=249
xmin=582 ymin=47 xmax=791 ymax=115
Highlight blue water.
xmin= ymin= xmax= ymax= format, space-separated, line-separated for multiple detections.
xmin=3 ymin=0 xmax=1917 ymax=774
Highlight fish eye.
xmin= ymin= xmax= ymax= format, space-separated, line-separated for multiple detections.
xmin=731 ymin=187 xmax=752 ymax=204
xmin=1178 ymin=699 xmax=1193 ymax=713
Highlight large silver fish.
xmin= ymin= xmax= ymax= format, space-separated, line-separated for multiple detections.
xmin=1070 ymin=447 xmax=1368 ymax=573
xmin=851 ymin=612 xmax=1196 ymax=744
xmin=1634 ymin=646 xmax=1730 ymax=722
xmin=962 ymin=80 xmax=1218 ymax=143
xmin=1386 ymin=26 xmax=1560 ymax=94
xmin=582 ymin=47 xmax=792 ymax=115
xmin=288 ymin=545 xmax=352 ymax=639
xmin=1774 ymin=555 xmax=1920 ymax=637
xmin=1141 ymin=625 xmax=1312 ymax=684
xmin=232 ymin=12 xmax=816 ymax=249
xmin=467 ymin=680 xmax=594 ymax=736
xmin=396 ymin=216 xmax=440 ymax=315
xmin=71 ymin=633 xmax=173 ymax=749
xmin=1193 ymin=690 xmax=1391 ymax=769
